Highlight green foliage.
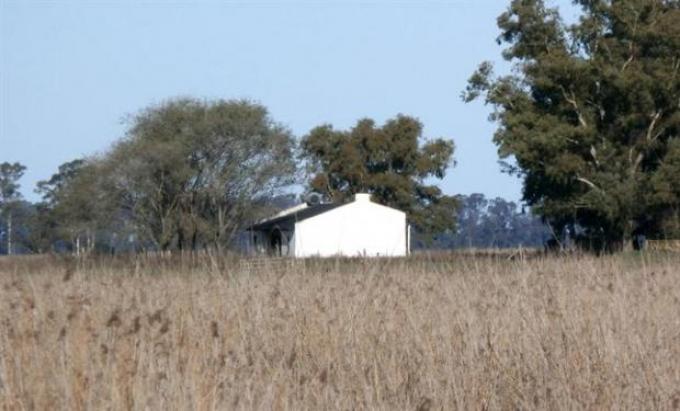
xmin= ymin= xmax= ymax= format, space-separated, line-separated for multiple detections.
xmin=36 ymin=159 xmax=85 ymax=206
xmin=0 ymin=162 xmax=26 ymax=206
xmin=300 ymin=115 xmax=458 ymax=238
xmin=465 ymin=0 xmax=680 ymax=249
xmin=106 ymin=98 xmax=297 ymax=251
xmin=433 ymin=193 xmax=550 ymax=249
xmin=19 ymin=99 xmax=296 ymax=254
xmin=649 ymin=138 xmax=680 ymax=237
xmin=35 ymin=158 xmax=111 ymax=253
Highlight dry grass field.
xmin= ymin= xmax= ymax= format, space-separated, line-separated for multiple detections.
xmin=1 ymin=253 xmax=679 ymax=410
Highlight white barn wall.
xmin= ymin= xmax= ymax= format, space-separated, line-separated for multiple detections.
xmin=293 ymin=196 xmax=407 ymax=257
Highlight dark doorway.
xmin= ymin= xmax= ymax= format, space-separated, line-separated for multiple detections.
xmin=269 ymin=228 xmax=283 ymax=256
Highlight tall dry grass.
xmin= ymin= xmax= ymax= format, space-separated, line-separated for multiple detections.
xmin=1 ymin=253 xmax=679 ymax=410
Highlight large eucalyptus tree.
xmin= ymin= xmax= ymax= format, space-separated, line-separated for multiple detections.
xmin=465 ymin=0 xmax=680 ymax=250
xmin=300 ymin=115 xmax=458 ymax=239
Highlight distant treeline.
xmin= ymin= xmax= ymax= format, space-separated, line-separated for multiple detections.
xmin=0 ymin=192 xmax=550 ymax=255
xmin=430 ymin=194 xmax=550 ymax=250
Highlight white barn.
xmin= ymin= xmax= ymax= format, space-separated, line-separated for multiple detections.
xmin=247 ymin=193 xmax=410 ymax=257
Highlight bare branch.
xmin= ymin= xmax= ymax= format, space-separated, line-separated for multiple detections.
xmin=560 ymin=86 xmax=588 ymax=128
xmin=576 ymin=175 xmax=604 ymax=193
xmin=590 ymin=145 xmax=600 ymax=167
xmin=621 ymin=10 xmax=639 ymax=73
xmin=628 ymin=150 xmax=644 ymax=175
xmin=621 ymin=54 xmax=635 ymax=73
xmin=646 ymin=110 xmax=663 ymax=142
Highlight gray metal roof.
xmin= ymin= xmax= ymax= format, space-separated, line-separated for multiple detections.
xmin=248 ymin=203 xmax=342 ymax=231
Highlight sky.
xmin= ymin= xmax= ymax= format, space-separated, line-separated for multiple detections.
xmin=1 ymin=0 xmax=573 ymax=203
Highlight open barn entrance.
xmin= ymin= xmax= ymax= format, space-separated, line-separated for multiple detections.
xmin=267 ymin=227 xmax=290 ymax=256
xmin=269 ymin=228 xmax=282 ymax=256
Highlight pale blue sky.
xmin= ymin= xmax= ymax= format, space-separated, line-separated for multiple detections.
xmin=1 ymin=0 xmax=572 ymax=202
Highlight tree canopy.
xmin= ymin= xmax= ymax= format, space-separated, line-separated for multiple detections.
xmin=35 ymin=158 xmax=110 ymax=254
xmin=105 ymin=98 xmax=297 ymax=251
xmin=464 ymin=0 xmax=680 ymax=250
xmin=4 ymin=98 xmax=297 ymax=254
xmin=432 ymin=193 xmax=550 ymax=249
xmin=0 ymin=162 xmax=25 ymax=205
xmin=300 ymin=115 xmax=458 ymax=238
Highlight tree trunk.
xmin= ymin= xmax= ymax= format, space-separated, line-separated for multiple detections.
xmin=177 ymin=227 xmax=184 ymax=252
xmin=6 ymin=212 xmax=12 ymax=256
xmin=87 ymin=229 xmax=96 ymax=254
xmin=191 ymin=229 xmax=198 ymax=252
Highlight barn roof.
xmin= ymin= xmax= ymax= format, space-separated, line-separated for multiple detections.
xmin=248 ymin=202 xmax=342 ymax=231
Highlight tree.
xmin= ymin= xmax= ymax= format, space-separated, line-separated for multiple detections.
xmin=20 ymin=202 xmax=57 ymax=254
xmin=649 ymin=138 xmax=680 ymax=237
xmin=481 ymin=198 xmax=518 ymax=248
xmin=453 ymin=193 xmax=489 ymax=247
xmin=300 ymin=115 xmax=458 ymax=238
xmin=464 ymin=0 xmax=680 ymax=250
xmin=36 ymin=159 xmax=86 ymax=206
xmin=0 ymin=162 xmax=26 ymax=255
xmin=0 ymin=201 xmax=42 ymax=255
xmin=433 ymin=193 xmax=549 ymax=249
xmin=36 ymin=159 xmax=110 ymax=255
xmin=106 ymin=98 xmax=296 ymax=251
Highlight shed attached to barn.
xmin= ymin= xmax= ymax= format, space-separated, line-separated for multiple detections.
xmin=247 ymin=193 xmax=410 ymax=257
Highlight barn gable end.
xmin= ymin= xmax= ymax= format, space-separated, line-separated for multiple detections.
xmin=247 ymin=193 xmax=409 ymax=257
